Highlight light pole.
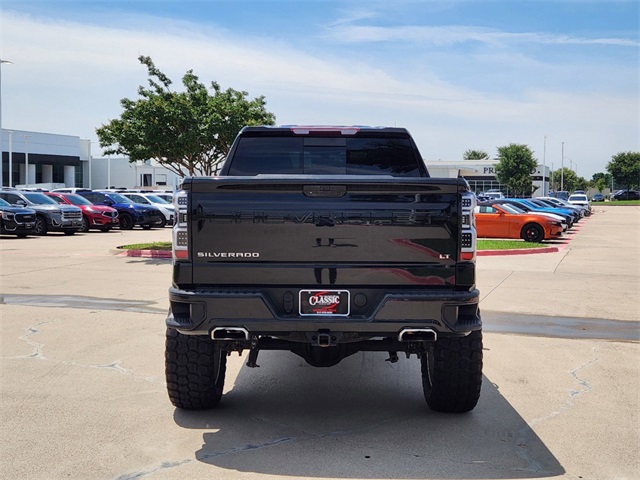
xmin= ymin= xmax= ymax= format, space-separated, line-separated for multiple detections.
xmin=8 ymin=130 xmax=13 ymax=187
xmin=1 ymin=59 xmax=14 ymax=187
xmin=542 ymin=135 xmax=547 ymax=196
xmin=561 ymin=142 xmax=565 ymax=191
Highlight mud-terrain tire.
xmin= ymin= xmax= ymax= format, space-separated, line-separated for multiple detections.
xmin=421 ymin=330 xmax=483 ymax=413
xmin=165 ymin=328 xmax=227 ymax=410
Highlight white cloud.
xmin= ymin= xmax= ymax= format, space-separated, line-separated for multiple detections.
xmin=324 ymin=23 xmax=640 ymax=48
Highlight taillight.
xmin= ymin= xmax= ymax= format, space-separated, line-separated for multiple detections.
xmin=172 ymin=190 xmax=189 ymax=261
xmin=460 ymin=192 xmax=476 ymax=262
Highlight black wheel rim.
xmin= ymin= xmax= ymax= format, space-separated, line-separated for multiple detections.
xmin=524 ymin=225 xmax=541 ymax=242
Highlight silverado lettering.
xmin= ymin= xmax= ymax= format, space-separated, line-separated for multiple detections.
xmin=197 ymin=252 xmax=260 ymax=258
xmin=166 ymin=125 xmax=482 ymax=414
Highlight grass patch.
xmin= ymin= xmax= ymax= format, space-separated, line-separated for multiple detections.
xmin=478 ymin=239 xmax=547 ymax=250
xmin=605 ymin=200 xmax=640 ymax=206
xmin=118 ymin=241 xmax=172 ymax=250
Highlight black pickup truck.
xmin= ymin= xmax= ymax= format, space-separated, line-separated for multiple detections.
xmin=166 ymin=126 xmax=482 ymax=413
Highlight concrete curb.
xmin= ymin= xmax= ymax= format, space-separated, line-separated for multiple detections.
xmin=112 ymin=248 xmax=172 ymax=258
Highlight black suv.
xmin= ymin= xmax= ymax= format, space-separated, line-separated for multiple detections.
xmin=0 ymin=190 xmax=83 ymax=235
xmin=611 ymin=190 xmax=640 ymax=201
xmin=0 ymin=198 xmax=36 ymax=237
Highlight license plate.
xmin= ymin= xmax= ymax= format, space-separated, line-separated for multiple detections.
xmin=299 ymin=290 xmax=350 ymax=316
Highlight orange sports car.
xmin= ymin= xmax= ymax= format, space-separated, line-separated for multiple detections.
xmin=475 ymin=204 xmax=564 ymax=242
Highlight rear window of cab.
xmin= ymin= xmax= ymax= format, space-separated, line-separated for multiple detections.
xmin=227 ymin=136 xmax=427 ymax=177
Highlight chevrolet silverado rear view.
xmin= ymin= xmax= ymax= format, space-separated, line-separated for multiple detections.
xmin=166 ymin=126 xmax=482 ymax=413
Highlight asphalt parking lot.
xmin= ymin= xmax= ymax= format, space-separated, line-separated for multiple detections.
xmin=1 ymin=205 xmax=638 ymax=480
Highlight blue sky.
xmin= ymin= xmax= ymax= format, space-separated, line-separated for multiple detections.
xmin=1 ymin=0 xmax=638 ymax=178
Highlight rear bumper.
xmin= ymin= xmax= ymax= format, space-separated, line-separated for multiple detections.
xmin=166 ymin=286 xmax=481 ymax=340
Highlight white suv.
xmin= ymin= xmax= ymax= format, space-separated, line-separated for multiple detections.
xmin=567 ymin=194 xmax=591 ymax=216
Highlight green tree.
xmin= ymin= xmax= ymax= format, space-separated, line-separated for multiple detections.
xmin=591 ymin=172 xmax=612 ymax=185
xmin=494 ymin=144 xmax=538 ymax=196
xmin=589 ymin=172 xmax=612 ymax=193
xmin=463 ymin=149 xmax=490 ymax=160
xmin=552 ymin=167 xmax=588 ymax=193
xmin=96 ymin=55 xmax=276 ymax=177
xmin=594 ymin=178 xmax=608 ymax=193
xmin=607 ymin=152 xmax=640 ymax=191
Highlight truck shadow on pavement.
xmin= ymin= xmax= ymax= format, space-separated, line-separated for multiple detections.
xmin=174 ymin=350 xmax=564 ymax=479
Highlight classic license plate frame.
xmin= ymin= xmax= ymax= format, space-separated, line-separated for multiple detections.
xmin=299 ymin=290 xmax=350 ymax=316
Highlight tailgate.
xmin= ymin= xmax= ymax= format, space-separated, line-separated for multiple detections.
xmin=188 ymin=177 xmax=461 ymax=287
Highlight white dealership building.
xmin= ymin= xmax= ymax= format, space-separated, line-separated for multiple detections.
xmin=426 ymin=160 xmax=551 ymax=197
xmin=1 ymin=128 xmax=181 ymax=191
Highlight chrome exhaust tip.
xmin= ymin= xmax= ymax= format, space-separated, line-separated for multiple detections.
xmin=398 ymin=328 xmax=437 ymax=342
xmin=211 ymin=327 xmax=250 ymax=341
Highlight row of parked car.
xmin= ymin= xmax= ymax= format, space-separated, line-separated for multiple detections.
xmin=0 ymin=187 xmax=175 ymax=237
xmin=474 ymin=195 xmax=592 ymax=243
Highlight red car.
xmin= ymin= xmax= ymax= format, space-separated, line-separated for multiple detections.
xmin=45 ymin=192 xmax=119 ymax=232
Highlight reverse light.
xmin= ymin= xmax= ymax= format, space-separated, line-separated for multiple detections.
xmin=172 ymin=191 xmax=189 ymax=261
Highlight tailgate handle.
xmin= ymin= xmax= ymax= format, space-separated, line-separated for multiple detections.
xmin=303 ymin=185 xmax=347 ymax=198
